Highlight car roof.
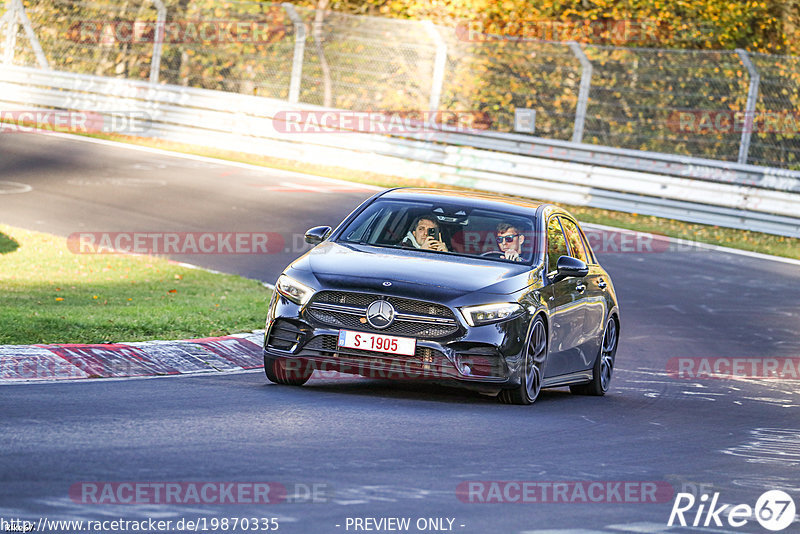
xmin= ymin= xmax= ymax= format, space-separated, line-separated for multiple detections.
xmin=379 ymin=188 xmax=548 ymax=214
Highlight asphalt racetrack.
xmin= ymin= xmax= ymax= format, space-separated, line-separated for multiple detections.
xmin=1 ymin=134 xmax=799 ymax=533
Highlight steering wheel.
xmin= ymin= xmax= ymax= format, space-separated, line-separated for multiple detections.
xmin=480 ymin=250 xmax=505 ymax=258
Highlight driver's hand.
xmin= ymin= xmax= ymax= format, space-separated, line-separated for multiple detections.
xmin=423 ymin=237 xmax=447 ymax=251
xmin=503 ymin=249 xmax=520 ymax=261
xmin=432 ymin=240 xmax=448 ymax=252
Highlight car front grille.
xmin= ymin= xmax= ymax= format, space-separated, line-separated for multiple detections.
xmin=305 ymin=291 xmax=459 ymax=338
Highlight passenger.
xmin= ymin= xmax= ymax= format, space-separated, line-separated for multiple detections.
xmin=495 ymin=222 xmax=525 ymax=261
xmin=402 ymin=216 xmax=449 ymax=251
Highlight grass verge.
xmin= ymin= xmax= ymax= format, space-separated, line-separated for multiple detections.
xmin=0 ymin=232 xmax=20 ymax=254
xmin=83 ymin=132 xmax=800 ymax=260
xmin=0 ymin=224 xmax=270 ymax=345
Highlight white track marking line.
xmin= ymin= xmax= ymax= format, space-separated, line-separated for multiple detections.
xmin=39 ymin=130 xmax=383 ymax=190
xmin=0 ymin=181 xmax=33 ymax=194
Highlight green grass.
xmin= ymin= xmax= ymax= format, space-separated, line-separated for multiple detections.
xmin=0 ymin=232 xmax=19 ymax=254
xmin=0 ymin=225 xmax=271 ymax=345
xmin=84 ymin=132 xmax=800 ymax=260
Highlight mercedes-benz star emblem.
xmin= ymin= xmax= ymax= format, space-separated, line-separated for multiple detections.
xmin=366 ymin=300 xmax=395 ymax=329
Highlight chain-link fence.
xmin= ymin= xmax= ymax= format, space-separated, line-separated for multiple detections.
xmin=292 ymin=5 xmax=438 ymax=110
xmin=2 ymin=0 xmax=799 ymax=169
xmin=749 ymin=52 xmax=800 ymax=169
xmin=582 ymin=47 xmax=751 ymax=162
xmin=440 ymin=37 xmax=582 ymax=141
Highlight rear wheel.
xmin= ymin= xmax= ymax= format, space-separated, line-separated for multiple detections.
xmin=264 ymin=355 xmax=312 ymax=386
xmin=570 ymin=316 xmax=618 ymax=396
xmin=499 ymin=316 xmax=547 ymax=405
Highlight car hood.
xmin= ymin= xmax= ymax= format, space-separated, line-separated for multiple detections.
xmin=289 ymin=241 xmax=532 ymax=297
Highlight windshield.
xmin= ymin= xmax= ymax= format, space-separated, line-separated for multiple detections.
xmin=338 ymin=199 xmax=537 ymax=264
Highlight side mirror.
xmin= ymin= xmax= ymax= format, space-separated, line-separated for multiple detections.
xmin=304 ymin=225 xmax=331 ymax=245
xmin=552 ymin=255 xmax=588 ymax=283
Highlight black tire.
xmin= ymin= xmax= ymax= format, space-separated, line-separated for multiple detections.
xmin=264 ymin=355 xmax=312 ymax=386
xmin=570 ymin=316 xmax=618 ymax=396
xmin=499 ymin=316 xmax=547 ymax=405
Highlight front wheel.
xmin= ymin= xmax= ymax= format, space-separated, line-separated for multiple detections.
xmin=264 ymin=355 xmax=312 ymax=386
xmin=499 ymin=316 xmax=547 ymax=405
xmin=570 ymin=316 xmax=618 ymax=396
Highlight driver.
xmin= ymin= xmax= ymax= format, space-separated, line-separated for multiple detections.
xmin=496 ymin=222 xmax=525 ymax=261
xmin=402 ymin=215 xmax=449 ymax=251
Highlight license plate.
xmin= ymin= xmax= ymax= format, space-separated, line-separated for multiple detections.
xmin=337 ymin=329 xmax=416 ymax=356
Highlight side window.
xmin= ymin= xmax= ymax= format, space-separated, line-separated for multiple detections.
xmin=578 ymin=227 xmax=596 ymax=264
xmin=375 ymin=209 xmax=408 ymax=245
xmin=547 ymin=216 xmax=569 ymax=273
xmin=559 ymin=217 xmax=588 ymax=263
xmin=344 ymin=209 xmax=381 ymax=242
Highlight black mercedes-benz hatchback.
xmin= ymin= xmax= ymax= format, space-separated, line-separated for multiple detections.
xmin=263 ymin=188 xmax=620 ymax=405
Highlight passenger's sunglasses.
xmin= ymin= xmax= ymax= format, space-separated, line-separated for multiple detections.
xmin=496 ymin=234 xmax=520 ymax=244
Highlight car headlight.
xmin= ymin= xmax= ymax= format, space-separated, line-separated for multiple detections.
xmin=460 ymin=303 xmax=523 ymax=327
xmin=275 ymin=274 xmax=315 ymax=306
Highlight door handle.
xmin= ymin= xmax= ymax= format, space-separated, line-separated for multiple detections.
xmin=576 ymin=283 xmax=586 ymax=293
xmin=598 ymin=279 xmax=607 ymax=290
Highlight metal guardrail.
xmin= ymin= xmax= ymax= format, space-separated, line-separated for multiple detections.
xmin=1 ymin=64 xmax=798 ymax=238
xmin=418 ymin=128 xmax=800 ymax=194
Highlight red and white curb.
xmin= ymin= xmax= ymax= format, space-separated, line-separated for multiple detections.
xmin=0 ymin=331 xmax=265 ymax=383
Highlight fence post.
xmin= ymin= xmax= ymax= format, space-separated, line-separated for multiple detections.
xmin=149 ymin=0 xmax=166 ymax=84
xmin=423 ymin=20 xmax=446 ymax=112
xmin=3 ymin=0 xmax=17 ymax=65
xmin=736 ymin=49 xmax=760 ymax=165
xmin=15 ymin=0 xmax=48 ymax=69
xmin=283 ymin=3 xmax=305 ymax=104
xmin=568 ymin=41 xmax=592 ymax=144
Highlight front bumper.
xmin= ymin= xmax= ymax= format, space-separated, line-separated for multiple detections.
xmin=263 ymin=294 xmax=529 ymax=391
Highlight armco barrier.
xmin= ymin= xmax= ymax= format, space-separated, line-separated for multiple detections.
xmin=1 ymin=64 xmax=798 ymax=237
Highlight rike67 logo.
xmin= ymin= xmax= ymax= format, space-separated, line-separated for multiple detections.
xmin=668 ymin=490 xmax=796 ymax=531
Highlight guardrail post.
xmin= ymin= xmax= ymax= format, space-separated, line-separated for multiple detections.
xmin=568 ymin=41 xmax=592 ymax=144
xmin=3 ymin=0 xmax=17 ymax=65
xmin=149 ymin=0 xmax=166 ymax=84
xmin=423 ymin=20 xmax=447 ymax=112
xmin=283 ymin=3 xmax=305 ymax=104
xmin=736 ymin=49 xmax=760 ymax=165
